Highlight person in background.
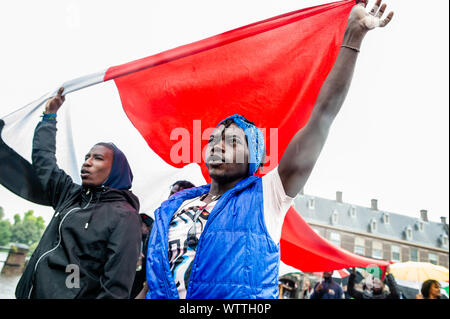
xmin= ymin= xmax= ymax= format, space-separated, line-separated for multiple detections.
xmin=348 ymin=265 xmax=400 ymax=299
xmin=169 ymin=180 xmax=196 ymax=198
xmin=310 ymin=271 xmax=344 ymax=299
xmin=300 ymin=275 xmax=313 ymax=299
xmin=130 ymin=212 xmax=154 ymax=299
xmin=416 ymin=279 xmax=443 ymax=299
xmin=134 ymin=180 xmax=195 ymax=299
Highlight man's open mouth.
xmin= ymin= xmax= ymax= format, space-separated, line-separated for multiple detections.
xmin=80 ymin=169 xmax=90 ymax=178
xmin=206 ymin=155 xmax=225 ymax=164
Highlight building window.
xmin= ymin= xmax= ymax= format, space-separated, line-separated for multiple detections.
xmin=372 ymin=241 xmax=383 ymax=259
xmin=370 ymin=219 xmax=377 ymax=233
xmin=417 ymin=221 xmax=424 ymax=232
xmin=441 ymin=235 xmax=449 ymax=248
xmin=331 ymin=210 xmax=339 ymax=225
xmin=307 ymin=198 xmax=315 ymax=210
xmin=391 ymin=245 xmax=401 ymax=262
xmin=354 ymin=237 xmax=365 ymax=256
xmin=405 ymin=226 xmax=413 ymax=240
xmin=428 ymin=253 xmax=437 ymax=265
xmin=383 ymin=213 xmax=390 ymax=224
xmin=410 ymin=248 xmax=418 ymax=262
xmin=330 ymin=232 xmax=341 ymax=247
xmin=349 ymin=206 xmax=356 ymax=218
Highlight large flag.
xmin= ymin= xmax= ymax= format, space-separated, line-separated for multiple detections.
xmin=0 ymin=0 xmax=388 ymax=273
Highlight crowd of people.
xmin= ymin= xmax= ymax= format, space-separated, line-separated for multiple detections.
xmin=282 ymin=267 xmax=446 ymax=300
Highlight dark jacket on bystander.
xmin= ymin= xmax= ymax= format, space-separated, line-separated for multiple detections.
xmin=14 ymin=120 xmax=141 ymax=299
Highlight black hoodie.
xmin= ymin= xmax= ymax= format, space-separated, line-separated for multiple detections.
xmin=13 ymin=120 xmax=141 ymax=299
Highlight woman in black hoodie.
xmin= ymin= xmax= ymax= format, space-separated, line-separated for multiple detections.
xmin=12 ymin=88 xmax=142 ymax=299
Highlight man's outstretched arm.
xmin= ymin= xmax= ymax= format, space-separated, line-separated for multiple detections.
xmin=278 ymin=0 xmax=393 ymax=197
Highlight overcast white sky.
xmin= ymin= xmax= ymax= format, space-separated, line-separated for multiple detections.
xmin=0 ymin=0 xmax=448 ymax=225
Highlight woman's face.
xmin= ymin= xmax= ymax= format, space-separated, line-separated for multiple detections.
xmin=429 ymin=282 xmax=441 ymax=299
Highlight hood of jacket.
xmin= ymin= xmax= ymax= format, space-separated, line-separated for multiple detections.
xmin=81 ymin=185 xmax=140 ymax=212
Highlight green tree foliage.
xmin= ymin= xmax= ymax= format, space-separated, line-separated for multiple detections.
xmin=10 ymin=210 xmax=46 ymax=246
xmin=0 ymin=207 xmax=12 ymax=246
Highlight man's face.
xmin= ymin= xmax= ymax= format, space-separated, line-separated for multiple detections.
xmin=80 ymin=145 xmax=113 ymax=187
xmin=141 ymin=222 xmax=150 ymax=236
xmin=205 ymin=123 xmax=249 ymax=183
xmin=323 ymin=271 xmax=333 ymax=279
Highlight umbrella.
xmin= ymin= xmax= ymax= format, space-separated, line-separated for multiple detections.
xmin=441 ymin=282 xmax=449 ymax=298
xmin=332 ymin=269 xmax=350 ymax=279
xmin=340 ymin=268 xmax=365 ymax=286
xmin=389 ymin=262 xmax=449 ymax=282
xmin=331 ymin=268 xmax=350 ymax=284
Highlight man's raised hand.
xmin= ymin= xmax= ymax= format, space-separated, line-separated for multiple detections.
xmin=45 ymin=87 xmax=65 ymax=114
xmin=349 ymin=0 xmax=394 ymax=33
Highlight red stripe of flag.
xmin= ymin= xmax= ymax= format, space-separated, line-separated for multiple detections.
xmin=105 ymin=0 xmax=354 ymax=182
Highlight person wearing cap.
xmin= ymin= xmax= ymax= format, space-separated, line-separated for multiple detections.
xmin=14 ymin=88 xmax=142 ymax=299
xmin=347 ymin=266 xmax=400 ymax=299
xmin=142 ymin=1 xmax=394 ymax=299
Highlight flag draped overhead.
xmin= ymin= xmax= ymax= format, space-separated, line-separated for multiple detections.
xmin=107 ymin=0 xmax=355 ymax=180
xmin=281 ymin=207 xmax=388 ymax=273
xmin=0 ymin=0 xmax=388 ymax=273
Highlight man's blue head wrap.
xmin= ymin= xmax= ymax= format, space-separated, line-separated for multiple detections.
xmin=216 ymin=114 xmax=265 ymax=176
xmin=99 ymin=143 xmax=133 ymax=190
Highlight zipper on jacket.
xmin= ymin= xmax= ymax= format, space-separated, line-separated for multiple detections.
xmin=27 ymin=192 xmax=93 ymax=299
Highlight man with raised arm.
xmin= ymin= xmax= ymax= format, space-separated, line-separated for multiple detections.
xmin=141 ymin=0 xmax=394 ymax=299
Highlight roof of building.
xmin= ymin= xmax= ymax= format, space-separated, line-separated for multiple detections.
xmin=293 ymin=194 xmax=449 ymax=251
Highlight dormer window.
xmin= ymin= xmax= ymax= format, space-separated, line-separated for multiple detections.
xmin=440 ymin=234 xmax=449 ymax=248
xmin=307 ymin=198 xmax=315 ymax=210
xmin=383 ymin=213 xmax=390 ymax=224
xmin=349 ymin=206 xmax=356 ymax=218
xmin=331 ymin=210 xmax=339 ymax=225
xmin=418 ymin=220 xmax=424 ymax=232
xmin=370 ymin=219 xmax=377 ymax=233
xmin=405 ymin=226 xmax=413 ymax=240
xmin=415 ymin=220 xmax=424 ymax=231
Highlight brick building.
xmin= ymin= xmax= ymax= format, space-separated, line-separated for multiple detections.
xmin=294 ymin=191 xmax=449 ymax=268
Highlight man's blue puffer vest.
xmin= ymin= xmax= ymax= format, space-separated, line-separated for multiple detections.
xmin=145 ymin=175 xmax=280 ymax=299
